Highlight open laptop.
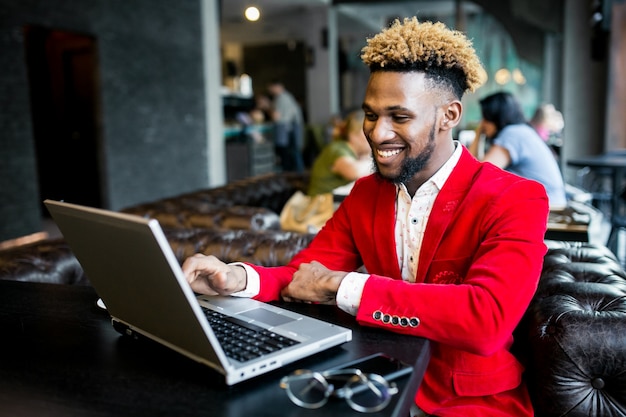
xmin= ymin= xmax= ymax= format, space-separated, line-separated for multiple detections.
xmin=44 ymin=199 xmax=352 ymax=385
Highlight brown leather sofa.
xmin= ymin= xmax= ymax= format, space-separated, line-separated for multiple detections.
xmin=0 ymin=228 xmax=315 ymax=286
xmin=120 ymin=171 xmax=309 ymax=230
xmin=0 ymin=172 xmax=314 ymax=285
xmin=1 ymin=172 xmax=625 ymax=416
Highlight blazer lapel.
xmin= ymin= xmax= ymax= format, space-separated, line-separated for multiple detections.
xmin=416 ymin=149 xmax=481 ymax=283
xmin=372 ymin=180 xmax=403 ymax=279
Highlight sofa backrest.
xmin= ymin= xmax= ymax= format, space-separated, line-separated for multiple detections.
xmin=121 ymin=171 xmax=310 ymax=222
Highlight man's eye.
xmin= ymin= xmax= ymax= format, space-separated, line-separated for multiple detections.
xmin=393 ymin=115 xmax=410 ymax=122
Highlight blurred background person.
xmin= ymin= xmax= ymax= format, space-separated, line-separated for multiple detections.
xmin=530 ymin=103 xmax=564 ymax=142
xmin=308 ymin=108 xmax=372 ymax=196
xmin=267 ymin=80 xmax=305 ymax=173
xmin=280 ymin=109 xmax=371 ymax=233
xmin=249 ymin=93 xmax=273 ymax=124
xmin=530 ymin=103 xmax=565 ymax=160
xmin=468 ymin=91 xmax=567 ymax=209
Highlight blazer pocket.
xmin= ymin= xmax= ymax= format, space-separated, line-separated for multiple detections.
xmin=452 ymin=356 xmax=524 ymax=397
xmin=426 ymin=256 xmax=472 ymax=284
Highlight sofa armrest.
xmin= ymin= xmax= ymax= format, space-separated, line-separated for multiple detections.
xmin=0 ymin=239 xmax=89 ymax=285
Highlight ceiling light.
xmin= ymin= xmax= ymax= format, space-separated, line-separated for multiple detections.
xmin=245 ymin=6 xmax=260 ymax=22
xmin=494 ymin=68 xmax=511 ymax=85
xmin=512 ymin=68 xmax=526 ymax=85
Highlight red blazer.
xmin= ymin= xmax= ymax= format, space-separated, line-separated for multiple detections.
xmin=251 ymin=147 xmax=549 ymax=416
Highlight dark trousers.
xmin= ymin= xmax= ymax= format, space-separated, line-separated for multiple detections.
xmin=275 ymin=122 xmax=304 ymax=173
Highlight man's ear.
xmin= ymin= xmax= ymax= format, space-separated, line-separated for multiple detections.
xmin=440 ymin=101 xmax=462 ymax=131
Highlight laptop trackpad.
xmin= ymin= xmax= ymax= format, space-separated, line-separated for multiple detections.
xmin=240 ymin=308 xmax=295 ymax=327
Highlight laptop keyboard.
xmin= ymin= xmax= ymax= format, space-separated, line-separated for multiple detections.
xmin=202 ymin=308 xmax=300 ymax=363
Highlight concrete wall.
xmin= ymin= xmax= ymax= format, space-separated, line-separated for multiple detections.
xmin=560 ymin=0 xmax=610 ymax=183
xmin=605 ymin=0 xmax=626 ymax=151
xmin=0 ymin=0 xmax=214 ymax=241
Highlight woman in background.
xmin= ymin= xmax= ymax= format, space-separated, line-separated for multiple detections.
xmin=307 ymin=108 xmax=372 ymax=196
xmin=280 ymin=109 xmax=371 ymax=233
xmin=530 ymin=103 xmax=564 ymax=142
xmin=468 ymin=91 xmax=567 ymax=208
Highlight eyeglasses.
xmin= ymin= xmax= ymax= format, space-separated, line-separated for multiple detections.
xmin=279 ymin=368 xmax=399 ymax=413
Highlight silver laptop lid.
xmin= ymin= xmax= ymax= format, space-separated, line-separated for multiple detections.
xmin=44 ymin=200 xmax=231 ymax=373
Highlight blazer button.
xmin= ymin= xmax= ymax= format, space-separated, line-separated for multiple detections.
xmin=373 ymin=310 xmax=383 ymax=321
xmin=400 ymin=317 xmax=409 ymax=327
xmin=409 ymin=317 xmax=420 ymax=327
xmin=391 ymin=316 xmax=400 ymax=326
xmin=382 ymin=314 xmax=391 ymax=324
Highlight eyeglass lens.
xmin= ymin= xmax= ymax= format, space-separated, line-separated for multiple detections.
xmin=286 ymin=373 xmax=330 ymax=408
xmin=283 ymin=371 xmax=395 ymax=413
xmin=345 ymin=375 xmax=393 ymax=412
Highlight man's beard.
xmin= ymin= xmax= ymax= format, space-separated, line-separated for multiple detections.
xmin=373 ymin=126 xmax=436 ymax=185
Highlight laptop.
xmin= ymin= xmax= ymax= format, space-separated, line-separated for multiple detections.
xmin=44 ymin=199 xmax=352 ymax=385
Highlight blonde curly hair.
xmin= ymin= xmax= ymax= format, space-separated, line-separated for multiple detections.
xmin=361 ymin=17 xmax=486 ymax=98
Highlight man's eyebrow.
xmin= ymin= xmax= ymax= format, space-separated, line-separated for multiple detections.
xmin=386 ymin=105 xmax=411 ymax=112
xmin=362 ymin=104 xmax=411 ymax=112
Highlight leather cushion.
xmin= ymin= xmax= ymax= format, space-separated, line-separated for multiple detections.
xmin=0 ymin=239 xmax=88 ymax=285
xmin=522 ymin=241 xmax=626 ymax=416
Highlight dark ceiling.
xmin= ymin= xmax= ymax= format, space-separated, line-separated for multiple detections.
xmin=219 ymin=0 xmax=565 ymax=66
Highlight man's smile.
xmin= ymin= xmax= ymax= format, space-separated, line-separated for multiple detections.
xmin=376 ymin=148 xmax=403 ymax=158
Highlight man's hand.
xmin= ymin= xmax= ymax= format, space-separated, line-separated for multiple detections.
xmin=181 ymin=254 xmax=247 ymax=296
xmin=281 ymin=261 xmax=348 ymax=304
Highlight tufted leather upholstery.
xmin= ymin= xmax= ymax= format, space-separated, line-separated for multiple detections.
xmin=0 ymin=238 xmax=88 ymax=285
xmin=0 ymin=172 xmax=312 ymax=286
xmin=122 ymin=204 xmax=282 ymax=231
xmin=0 ymin=228 xmax=315 ymax=287
xmin=166 ymin=228 xmax=314 ymax=267
xmin=120 ymin=171 xmax=309 ymax=228
xmin=519 ymin=240 xmax=626 ymax=416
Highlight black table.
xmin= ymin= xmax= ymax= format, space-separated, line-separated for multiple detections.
xmin=567 ymin=153 xmax=626 ymax=219
xmin=0 ymin=280 xmax=430 ymax=417
xmin=545 ymin=204 xmax=593 ymax=242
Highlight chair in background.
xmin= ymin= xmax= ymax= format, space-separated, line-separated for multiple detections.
xmin=606 ymin=190 xmax=626 ymax=268
xmin=574 ymin=165 xmax=614 ymax=219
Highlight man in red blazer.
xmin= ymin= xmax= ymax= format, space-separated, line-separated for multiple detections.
xmin=183 ymin=18 xmax=549 ymax=416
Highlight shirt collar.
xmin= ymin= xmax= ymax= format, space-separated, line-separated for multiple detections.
xmin=398 ymin=141 xmax=462 ymax=194
xmin=430 ymin=140 xmax=462 ymax=190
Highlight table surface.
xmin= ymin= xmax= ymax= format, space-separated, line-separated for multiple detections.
xmin=567 ymin=153 xmax=626 ymax=169
xmin=547 ymin=206 xmax=591 ymax=230
xmin=0 ymin=280 xmax=430 ymax=417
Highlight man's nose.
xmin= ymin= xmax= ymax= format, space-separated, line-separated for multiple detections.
xmin=366 ymin=119 xmax=395 ymax=142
